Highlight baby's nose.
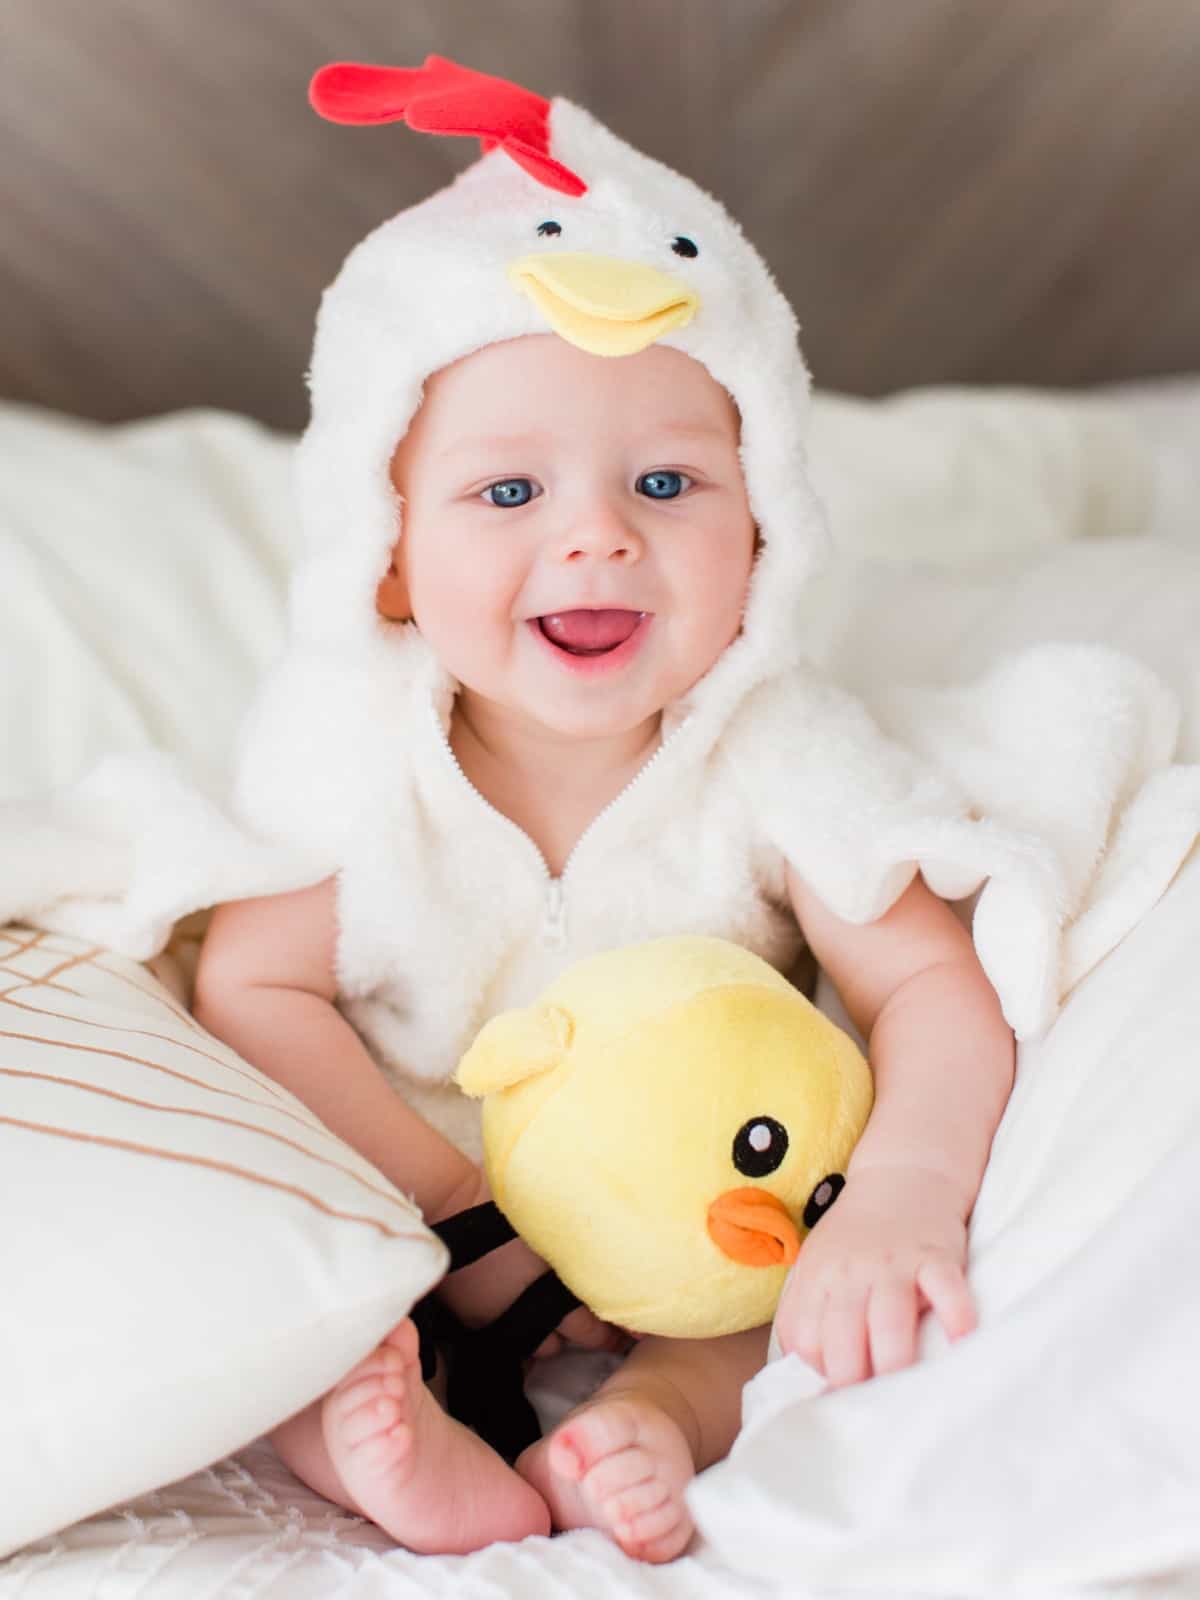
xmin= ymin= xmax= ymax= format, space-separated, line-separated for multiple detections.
xmin=557 ymin=504 xmax=644 ymax=564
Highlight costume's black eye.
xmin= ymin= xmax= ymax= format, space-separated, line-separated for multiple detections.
xmin=671 ymin=235 xmax=698 ymax=257
xmin=732 ymin=1117 xmax=788 ymax=1178
xmin=802 ymin=1173 xmax=845 ymax=1229
xmin=537 ymin=220 xmax=563 ymax=237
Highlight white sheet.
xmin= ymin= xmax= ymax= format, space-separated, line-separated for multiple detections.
xmin=2 ymin=377 xmax=1199 ymax=1598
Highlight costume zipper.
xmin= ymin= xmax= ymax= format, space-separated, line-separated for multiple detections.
xmin=430 ymin=704 xmax=690 ymax=949
xmin=542 ymin=878 xmax=567 ymax=946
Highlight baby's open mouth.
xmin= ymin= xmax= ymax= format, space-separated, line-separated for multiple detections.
xmin=536 ymin=609 xmax=647 ymax=656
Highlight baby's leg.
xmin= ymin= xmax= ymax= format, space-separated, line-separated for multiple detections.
xmin=517 ymin=1323 xmax=769 ymax=1563
xmin=271 ymin=1319 xmax=550 ymax=1554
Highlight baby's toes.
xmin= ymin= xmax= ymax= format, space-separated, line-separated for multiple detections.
xmin=328 ymin=1360 xmax=406 ymax=1422
xmin=334 ymin=1387 xmax=405 ymax=1453
xmin=544 ymin=1396 xmax=695 ymax=1561
xmin=618 ymin=1496 xmax=692 ymax=1563
xmin=549 ymin=1399 xmax=640 ymax=1481
xmin=323 ymin=1339 xmax=414 ymax=1468
xmin=331 ymin=1322 xmax=419 ymax=1404
xmin=571 ymin=1446 xmax=659 ymax=1527
xmin=605 ymin=1473 xmax=672 ymax=1531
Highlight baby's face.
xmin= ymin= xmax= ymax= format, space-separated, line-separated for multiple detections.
xmin=386 ymin=334 xmax=756 ymax=741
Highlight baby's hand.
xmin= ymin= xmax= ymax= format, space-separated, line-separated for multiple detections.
xmin=773 ymin=1165 xmax=976 ymax=1386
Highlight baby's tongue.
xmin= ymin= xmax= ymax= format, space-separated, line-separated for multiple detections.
xmin=539 ymin=609 xmax=641 ymax=654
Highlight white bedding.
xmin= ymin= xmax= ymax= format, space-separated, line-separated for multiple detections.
xmin=697 ymin=843 xmax=1200 ymax=1595
xmin=2 ymin=378 xmax=1199 ymax=1599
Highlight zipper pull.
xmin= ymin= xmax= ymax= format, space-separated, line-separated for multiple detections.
xmin=542 ymin=878 xmax=567 ymax=947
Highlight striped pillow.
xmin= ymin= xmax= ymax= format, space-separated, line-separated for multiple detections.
xmin=0 ymin=922 xmax=446 ymax=1557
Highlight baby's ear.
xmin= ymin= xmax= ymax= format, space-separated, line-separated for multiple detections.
xmin=375 ymin=539 xmax=411 ymax=621
xmin=455 ymin=1004 xmax=574 ymax=1097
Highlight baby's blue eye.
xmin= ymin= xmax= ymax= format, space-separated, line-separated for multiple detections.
xmin=637 ymin=470 xmax=688 ymax=499
xmin=482 ymin=478 xmax=537 ymax=508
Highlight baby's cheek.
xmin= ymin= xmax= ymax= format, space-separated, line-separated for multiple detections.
xmin=413 ymin=571 xmax=516 ymax=680
xmin=691 ymin=568 xmax=751 ymax=665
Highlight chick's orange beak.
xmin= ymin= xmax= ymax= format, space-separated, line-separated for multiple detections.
xmin=707 ymin=1187 xmax=801 ymax=1268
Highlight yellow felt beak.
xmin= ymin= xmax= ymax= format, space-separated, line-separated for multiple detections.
xmin=707 ymin=1187 xmax=802 ymax=1269
xmin=507 ymin=252 xmax=701 ymax=356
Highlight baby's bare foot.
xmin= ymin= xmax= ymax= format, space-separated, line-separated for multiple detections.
xmin=321 ymin=1320 xmax=550 ymax=1553
xmin=518 ymin=1394 xmax=696 ymax=1563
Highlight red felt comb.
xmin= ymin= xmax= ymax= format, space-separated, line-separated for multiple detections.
xmin=309 ymin=54 xmax=587 ymax=198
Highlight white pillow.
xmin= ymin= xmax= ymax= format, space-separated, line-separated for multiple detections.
xmin=0 ymin=921 xmax=446 ymax=1558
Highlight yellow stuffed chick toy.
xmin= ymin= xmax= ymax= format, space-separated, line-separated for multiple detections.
xmin=455 ymin=936 xmax=873 ymax=1340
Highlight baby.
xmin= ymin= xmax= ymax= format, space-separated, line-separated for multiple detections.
xmin=192 ymin=56 xmax=1015 ymax=1563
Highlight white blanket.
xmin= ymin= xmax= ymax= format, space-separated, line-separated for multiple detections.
xmin=693 ymin=842 xmax=1200 ymax=1594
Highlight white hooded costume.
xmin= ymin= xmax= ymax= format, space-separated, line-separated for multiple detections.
xmin=5 ymin=55 xmax=1199 ymax=1161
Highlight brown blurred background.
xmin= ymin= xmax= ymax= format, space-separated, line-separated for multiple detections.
xmin=1 ymin=0 xmax=1197 ymax=430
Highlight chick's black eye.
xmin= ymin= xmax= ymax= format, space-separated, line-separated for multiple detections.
xmin=537 ymin=220 xmax=562 ymax=237
xmin=482 ymin=478 xmax=536 ymax=508
xmin=803 ymin=1173 xmax=846 ymax=1229
xmin=637 ymin=470 xmax=687 ymax=500
xmin=732 ymin=1116 xmax=788 ymax=1178
xmin=671 ymin=235 xmax=698 ymax=257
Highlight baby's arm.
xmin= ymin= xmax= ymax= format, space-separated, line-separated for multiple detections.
xmin=192 ymin=881 xmax=613 ymax=1346
xmin=193 ymin=880 xmax=481 ymax=1221
xmin=774 ymin=867 xmax=1016 ymax=1385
